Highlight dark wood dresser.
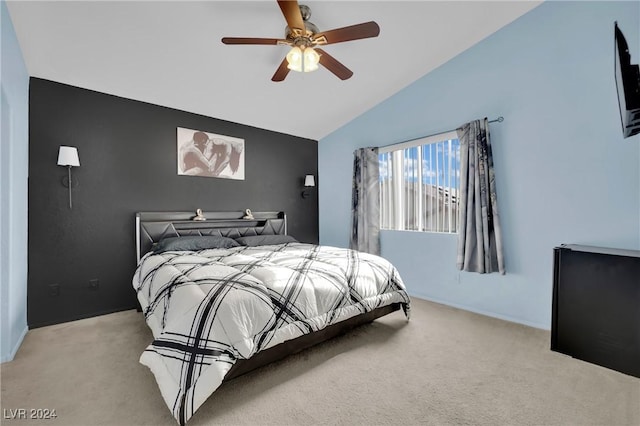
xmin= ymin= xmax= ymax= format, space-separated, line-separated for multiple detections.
xmin=551 ymin=244 xmax=640 ymax=378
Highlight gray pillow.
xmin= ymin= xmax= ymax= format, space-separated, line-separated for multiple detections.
xmin=152 ymin=236 xmax=240 ymax=253
xmin=234 ymin=235 xmax=298 ymax=247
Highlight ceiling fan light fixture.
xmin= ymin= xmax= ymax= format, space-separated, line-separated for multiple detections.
xmin=286 ymin=46 xmax=320 ymax=72
xmin=223 ymin=1 xmax=379 ymax=81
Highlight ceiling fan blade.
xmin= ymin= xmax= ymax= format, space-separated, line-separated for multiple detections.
xmin=271 ymin=57 xmax=291 ymax=82
xmin=222 ymin=37 xmax=287 ymax=45
xmin=277 ymin=0 xmax=305 ymax=34
xmin=315 ymin=48 xmax=353 ymax=80
xmin=312 ymin=21 xmax=380 ymax=45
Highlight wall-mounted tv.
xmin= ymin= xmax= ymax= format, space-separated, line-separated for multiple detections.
xmin=614 ymin=22 xmax=640 ymax=138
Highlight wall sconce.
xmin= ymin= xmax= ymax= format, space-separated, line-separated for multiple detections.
xmin=301 ymin=174 xmax=315 ymax=199
xmin=57 ymin=146 xmax=80 ymax=209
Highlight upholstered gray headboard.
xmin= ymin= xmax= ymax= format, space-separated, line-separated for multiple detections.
xmin=135 ymin=211 xmax=287 ymax=263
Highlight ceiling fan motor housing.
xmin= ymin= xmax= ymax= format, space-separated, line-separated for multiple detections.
xmin=299 ymin=4 xmax=311 ymax=21
xmin=285 ymin=22 xmax=319 ymax=41
xmin=285 ymin=4 xmax=318 ymax=41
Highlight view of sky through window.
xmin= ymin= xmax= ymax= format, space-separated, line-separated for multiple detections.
xmin=379 ymin=137 xmax=460 ymax=233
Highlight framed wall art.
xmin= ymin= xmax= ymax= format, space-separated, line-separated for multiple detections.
xmin=177 ymin=127 xmax=245 ymax=180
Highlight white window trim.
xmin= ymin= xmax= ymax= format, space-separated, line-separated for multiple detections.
xmin=378 ymin=130 xmax=459 ymax=154
xmin=379 ymin=129 xmax=460 ymax=234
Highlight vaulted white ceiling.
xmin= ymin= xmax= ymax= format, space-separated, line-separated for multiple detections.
xmin=7 ymin=1 xmax=541 ymax=140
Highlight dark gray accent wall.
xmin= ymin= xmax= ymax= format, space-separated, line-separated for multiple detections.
xmin=28 ymin=78 xmax=318 ymax=328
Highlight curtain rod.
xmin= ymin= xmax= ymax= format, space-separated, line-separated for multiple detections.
xmin=379 ymin=116 xmax=504 ymax=149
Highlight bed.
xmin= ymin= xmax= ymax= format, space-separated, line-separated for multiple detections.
xmin=133 ymin=210 xmax=410 ymax=425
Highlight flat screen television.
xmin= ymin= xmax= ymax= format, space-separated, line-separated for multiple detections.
xmin=614 ymin=22 xmax=640 ymax=138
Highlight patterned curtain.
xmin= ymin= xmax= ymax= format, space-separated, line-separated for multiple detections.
xmin=456 ymin=119 xmax=505 ymax=274
xmin=350 ymin=147 xmax=380 ymax=255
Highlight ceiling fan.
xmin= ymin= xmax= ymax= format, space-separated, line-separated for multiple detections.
xmin=221 ymin=0 xmax=380 ymax=82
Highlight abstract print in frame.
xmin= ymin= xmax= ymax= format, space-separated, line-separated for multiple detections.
xmin=177 ymin=127 xmax=245 ymax=180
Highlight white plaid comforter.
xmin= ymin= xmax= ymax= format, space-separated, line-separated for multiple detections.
xmin=133 ymin=242 xmax=410 ymax=425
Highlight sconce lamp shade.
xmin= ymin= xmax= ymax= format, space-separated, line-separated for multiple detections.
xmin=57 ymin=146 xmax=80 ymax=167
xmin=301 ymin=174 xmax=315 ymax=199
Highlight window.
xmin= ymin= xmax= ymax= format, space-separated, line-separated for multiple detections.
xmin=379 ymin=131 xmax=460 ymax=233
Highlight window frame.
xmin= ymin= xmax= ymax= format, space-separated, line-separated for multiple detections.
xmin=379 ymin=130 xmax=460 ymax=234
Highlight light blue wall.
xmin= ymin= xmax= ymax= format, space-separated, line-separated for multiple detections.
xmin=319 ymin=1 xmax=640 ymax=329
xmin=1 ymin=0 xmax=29 ymax=362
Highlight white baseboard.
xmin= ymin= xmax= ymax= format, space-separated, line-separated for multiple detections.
xmin=1 ymin=325 xmax=28 ymax=363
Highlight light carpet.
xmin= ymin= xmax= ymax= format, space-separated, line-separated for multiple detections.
xmin=1 ymin=297 xmax=638 ymax=426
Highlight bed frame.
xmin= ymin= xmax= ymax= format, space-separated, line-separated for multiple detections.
xmin=135 ymin=210 xmax=402 ymax=382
